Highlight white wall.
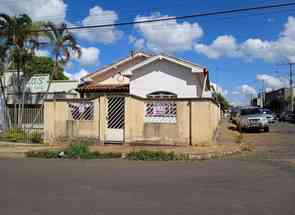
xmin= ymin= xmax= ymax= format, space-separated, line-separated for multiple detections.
xmin=99 ymin=73 xmax=129 ymax=85
xmin=129 ymin=60 xmax=203 ymax=98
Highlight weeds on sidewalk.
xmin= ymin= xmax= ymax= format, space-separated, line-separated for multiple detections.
xmin=127 ymin=150 xmax=189 ymax=161
xmin=26 ymin=144 xmax=122 ymax=159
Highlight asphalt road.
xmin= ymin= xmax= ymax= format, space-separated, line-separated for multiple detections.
xmin=1 ymin=122 xmax=295 ymax=215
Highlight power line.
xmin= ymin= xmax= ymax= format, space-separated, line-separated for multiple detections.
xmin=35 ymin=2 xmax=295 ymax=32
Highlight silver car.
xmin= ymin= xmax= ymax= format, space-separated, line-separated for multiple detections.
xmin=237 ymin=107 xmax=270 ymax=132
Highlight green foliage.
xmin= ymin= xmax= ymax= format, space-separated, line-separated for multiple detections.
xmin=0 ymin=129 xmax=26 ymax=142
xmin=43 ymin=22 xmax=81 ymax=79
xmin=127 ymin=150 xmax=188 ymax=161
xmin=26 ymin=144 xmax=122 ymax=159
xmin=65 ymin=144 xmax=90 ymax=159
xmin=26 ymin=150 xmax=60 ymax=159
xmin=29 ymin=132 xmax=43 ymax=144
xmin=213 ymin=92 xmax=230 ymax=110
xmin=0 ymin=129 xmax=43 ymax=143
xmin=25 ymin=56 xmax=68 ymax=80
xmin=80 ymin=151 xmax=122 ymax=160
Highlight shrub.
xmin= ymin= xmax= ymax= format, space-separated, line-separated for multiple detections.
xmin=92 ymin=151 xmax=122 ymax=159
xmin=26 ymin=147 xmax=122 ymax=160
xmin=29 ymin=132 xmax=43 ymax=144
xmin=127 ymin=150 xmax=187 ymax=161
xmin=65 ymin=143 xmax=90 ymax=159
xmin=26 ymin=150 xmax=59 ymax=159
xmin=0 ymin=129 xmax=26 ymax=142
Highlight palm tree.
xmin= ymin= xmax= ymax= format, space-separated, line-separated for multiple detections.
xmin=0 ymin=14 xmax=41 ymax=127
xmin=43 ymin=22 xmax=81 ymax=80
xmin=30 ymin=22 xmax=81 ymax=127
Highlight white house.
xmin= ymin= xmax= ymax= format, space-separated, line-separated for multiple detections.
xmin=78 ymin=52 xmax=212 ymax=99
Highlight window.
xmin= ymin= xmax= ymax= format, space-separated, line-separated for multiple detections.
xmin=147 ymin=91 xmax=177 ymax=99
xmin=145 ymin=101 xmax=177 ymax=123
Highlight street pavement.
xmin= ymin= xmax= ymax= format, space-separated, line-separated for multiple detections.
xmin=0 ymin=122 xmax=295 ymax=215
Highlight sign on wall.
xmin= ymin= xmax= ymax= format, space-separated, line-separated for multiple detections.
xmin=145 ymin=101 xmax=177 ymax=123
xmin=26 ymin=74 xmax=50 ymax=93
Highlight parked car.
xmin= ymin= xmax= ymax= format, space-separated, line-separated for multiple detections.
xmin=237 ymin=107 xmax=269 ymax=132
xmin=279 ymin=111 xmax=295 ymax=122
xmin=261 ymin=109 xmax=275 ymax=123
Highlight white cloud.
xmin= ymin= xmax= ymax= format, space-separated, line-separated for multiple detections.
xmin=0 ymin=0 xmax=67 ymax=24
xmin=77 ymin=47 xmax=100 ymax=66
xmin=133 ymin=13 xmax=203 ymax=53
xmin=256 ymin=74 xmax=288 ymax=90
xmin=195 ymin=35 xmax=241 ymax=59
xmin=65 ymin=69 xmax=89 ymax=81
xmin=194 ymin=16 xmax=295 ymax=62
xmin=35 ymin=50 xmax=50 ymax=57
xmin=211 ymin=83 xmax=228 ymax=96
xmin=74 ymin=6 xmax=122 ymax=44
xmin=240 ymin=84 xmax=257 ymax=96
xmin=129 ymin=35 xmax=145 ymax=50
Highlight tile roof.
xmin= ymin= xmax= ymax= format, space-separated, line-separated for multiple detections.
xmin=82 ymin=52 xmax=152 ymax=80
xmin=77 ymin=83 xmax=129 ymax=93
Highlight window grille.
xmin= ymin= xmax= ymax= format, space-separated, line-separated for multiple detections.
xmin=145 ymin=101 xmax=176 ymax=123
xmin=68 ymin=102 xmax=94 ymax=120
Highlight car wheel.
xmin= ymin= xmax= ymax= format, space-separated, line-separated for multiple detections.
xmin=264 ymin=127 xmax=270 ymax=132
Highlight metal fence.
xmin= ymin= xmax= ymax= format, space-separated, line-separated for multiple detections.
xmin=2 ymin=107 xmax=44 ymax=144
xmin=144 ymin=101 xmax=177 ymax=123
xmin=68 ymin=101 xmax=94 ymax=121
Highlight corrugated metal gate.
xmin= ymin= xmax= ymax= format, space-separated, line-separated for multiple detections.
xmin=105 ymin=96 xmax=125 ymax=143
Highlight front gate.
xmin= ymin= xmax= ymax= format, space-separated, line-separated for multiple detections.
xmin=105 ymin=96 xmax=125 ymax=143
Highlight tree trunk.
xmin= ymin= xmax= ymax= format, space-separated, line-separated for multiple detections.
xmin=0 ymin=78 xmax=12 ymax=129
xmin=30 ymin=54 xmax=57 ymax=127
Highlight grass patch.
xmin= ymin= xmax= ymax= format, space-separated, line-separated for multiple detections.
xmin=127 ymin=150 xmax=189 ymax=161
xmin=0 ymin=129 xmax=43 ymax=144
xmin=26 ymin=144 xmax=122 ymax=159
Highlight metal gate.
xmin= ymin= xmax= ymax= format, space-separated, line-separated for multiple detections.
xmin=106 ymin=96 xmax=125 ymax=143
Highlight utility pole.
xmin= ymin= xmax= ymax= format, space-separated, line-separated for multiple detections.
xmin=289 ymin=63 xmax=294 ymax=111
xmin=278 ymin=62 xmax=294 ymax=111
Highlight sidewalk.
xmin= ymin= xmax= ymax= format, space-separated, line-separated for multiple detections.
xmin=0 ymin=121 xmax=242 ymax=159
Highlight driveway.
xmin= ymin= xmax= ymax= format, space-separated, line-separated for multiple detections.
xmin=0 ymin=122 xmax=295 ymax=215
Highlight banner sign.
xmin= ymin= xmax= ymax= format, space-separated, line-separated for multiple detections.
xmin=26 ymin=74 xmax=49 ymax=93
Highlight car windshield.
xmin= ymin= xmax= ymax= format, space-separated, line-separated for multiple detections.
xmin=240 ymin=108 xmax=262 ymax=116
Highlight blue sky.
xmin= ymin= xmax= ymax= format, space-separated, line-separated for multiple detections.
xmin=1 ymin=0 xmax=295 ymax=105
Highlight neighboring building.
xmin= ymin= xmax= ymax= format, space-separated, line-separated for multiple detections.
xmin=3 ymin=73 xmax=79 ymax=106
xmin=78 ymin=52 xmax=212 ymax=99
xmin=251 ymin=87 xmax=295 ymax=114
xmin=1 ymin=71 xmax=79 ymax=129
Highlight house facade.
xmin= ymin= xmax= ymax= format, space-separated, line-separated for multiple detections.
xmin=78 ymin=52 xmax=211 ymax=99
xmin=43 ymin=52 xmax=220 ymax=146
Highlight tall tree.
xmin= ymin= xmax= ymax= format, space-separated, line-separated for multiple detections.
xmin=25 ymin=56 xmax=68 ymax=80
xmin=30 ymin=22 xmax=81 ymax=126
xmin=0 ymin=14 xmax=41 ymax=127
xmin=213 ymin=92 xmax=230 ymax=110
xmin=43 ymin=22 xmax=81 ymax=79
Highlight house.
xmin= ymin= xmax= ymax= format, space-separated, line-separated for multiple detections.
xmin=78 ymin=52 xmax=212 ymax=99
xmin=44 ymin=52 xmax=220 ymax=146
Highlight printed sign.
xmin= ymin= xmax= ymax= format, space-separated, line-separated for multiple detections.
xmin=26 ymin=75 xmax=49 ymax=93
